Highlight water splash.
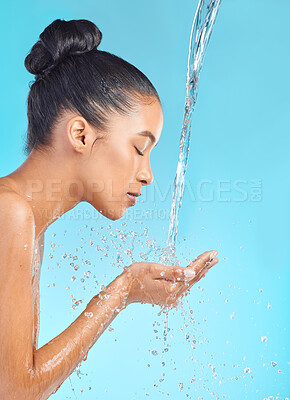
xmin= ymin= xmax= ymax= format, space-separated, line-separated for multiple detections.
xmin=166 ymin=0 xmax=222 ymax=256
xmin=60 ymin=2 xmax=223 ymax=395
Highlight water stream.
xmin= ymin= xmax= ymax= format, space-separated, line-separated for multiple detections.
xmin=163 ymin=0 xmax=222 ymax=265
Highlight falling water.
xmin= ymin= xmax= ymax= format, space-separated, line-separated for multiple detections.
xmin=166 ymin=0 xmax=222 ymax=258
xmin=156 ymin=6 xmax=225 ymax=376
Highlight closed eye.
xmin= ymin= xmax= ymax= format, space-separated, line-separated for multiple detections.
xmin=134 ymin=146 xmax=144 ymax=157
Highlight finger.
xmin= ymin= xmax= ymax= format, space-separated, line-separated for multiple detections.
xmin=176 ymin=257 xmax=220 ymax=298
xmin=164 ymin=257 xmax=219 ymax=306
xmin=198 ymin=257 xmax=219 ymax=279
xmin=189 ymin=250 xmax=218 ymax=267
xmin=191 ymin=256 xmax=219 ymax=283
xmin=176 ymin=255 xmax=216 ymax=282
xmin=154 ymin=252 xmax=218 ymax=284
xmin=187 ymin=250 xmax=218 ymax=275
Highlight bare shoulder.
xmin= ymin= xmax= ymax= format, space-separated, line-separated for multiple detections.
xmin=0 ymin=186 xmax=35 ymax=277
xmin=0 ymin=187 xmax=34 ymax=230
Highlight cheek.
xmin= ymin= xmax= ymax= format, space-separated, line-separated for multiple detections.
xmin=89 ymin=144 xmax=137 ymax=198
xmin=103 ymin=144 xmax=136 ymax=182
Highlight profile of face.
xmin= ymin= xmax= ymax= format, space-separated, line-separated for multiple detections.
xmin=65 ymin=99 xmax=163 ymax=220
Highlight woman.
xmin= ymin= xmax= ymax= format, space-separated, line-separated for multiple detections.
xmin=0 ymin=19 xmax=219 ymax=399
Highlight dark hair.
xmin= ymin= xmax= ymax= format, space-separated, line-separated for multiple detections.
xmin=24 ymin=19 xmax=161 ymax=155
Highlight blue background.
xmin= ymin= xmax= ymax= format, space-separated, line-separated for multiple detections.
xmin=0 ymin=0 xmax=289 ymax=399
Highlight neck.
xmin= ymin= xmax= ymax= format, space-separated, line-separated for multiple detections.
xmin=3 ymin=148 xmax=83 ymax=239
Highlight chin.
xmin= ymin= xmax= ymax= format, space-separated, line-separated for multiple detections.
xmin=97 ymin=205 xmax=127 ymax=221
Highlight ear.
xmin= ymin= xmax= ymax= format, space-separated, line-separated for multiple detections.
xmin=66 ymin=116 xmax=93 ymax=153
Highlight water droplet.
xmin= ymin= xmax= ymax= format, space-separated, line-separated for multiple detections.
xmin=244 ymin=367 xmax=251 ymax=374
xmin=271 ymin=361 xmax=277 ymax=367
xmin=178 ymin=383 xmax=184 ymax=391
xmin=267 ymin=302 xmax=272 ymax=309
xmin=71 ymin=299 xmax=83 ymax=310
xmin=261 ymin=336 xmax=268 ymax=343
xmin=151 ymin=350 xmax=158 ymax=356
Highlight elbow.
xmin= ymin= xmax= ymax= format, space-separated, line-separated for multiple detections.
xmin=0 ymin=370 xmax=47 ymax=400
xmin=0 ymin=354 xmax=65 ymax=400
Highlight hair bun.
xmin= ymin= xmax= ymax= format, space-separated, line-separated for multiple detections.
xmin=25 ymin=19 xmax=102 ymax=76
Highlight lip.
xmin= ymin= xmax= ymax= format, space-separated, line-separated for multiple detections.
xmin=126 ymin=192 xmax=140 ymax=206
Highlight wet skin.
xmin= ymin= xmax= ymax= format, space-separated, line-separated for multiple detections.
xmin=0 ymin=99 xmax=219 ymax=399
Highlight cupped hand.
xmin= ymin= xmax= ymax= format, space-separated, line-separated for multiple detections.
xmin=122 ymin=250 xmax=219 ymax=308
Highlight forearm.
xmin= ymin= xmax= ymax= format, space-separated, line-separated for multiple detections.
xmin=28 ymin=273 xmax=129 ymax=399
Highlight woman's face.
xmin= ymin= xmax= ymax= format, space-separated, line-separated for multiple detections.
xmin=82 ymin=99 xmax=163 ymax=220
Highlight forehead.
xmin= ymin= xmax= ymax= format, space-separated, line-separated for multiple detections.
xmin=107 ymin=100 xmax=163 ymax=142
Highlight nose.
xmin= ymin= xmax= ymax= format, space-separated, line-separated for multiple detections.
xmin=136 ymin=160 xmax=154 ymax=186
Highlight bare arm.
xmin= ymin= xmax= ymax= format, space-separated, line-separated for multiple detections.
xmin=0 ymin=192 xmax=128 ymax=400
xmin=32 ymin=274 xmax=127 ymax=399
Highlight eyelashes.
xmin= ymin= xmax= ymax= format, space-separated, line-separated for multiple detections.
xmin=134 ymin=146 xmax=144 ymax=157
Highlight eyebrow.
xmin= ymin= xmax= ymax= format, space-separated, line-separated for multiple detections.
xmin=136 ymin=130 xmax=158 ymax=147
